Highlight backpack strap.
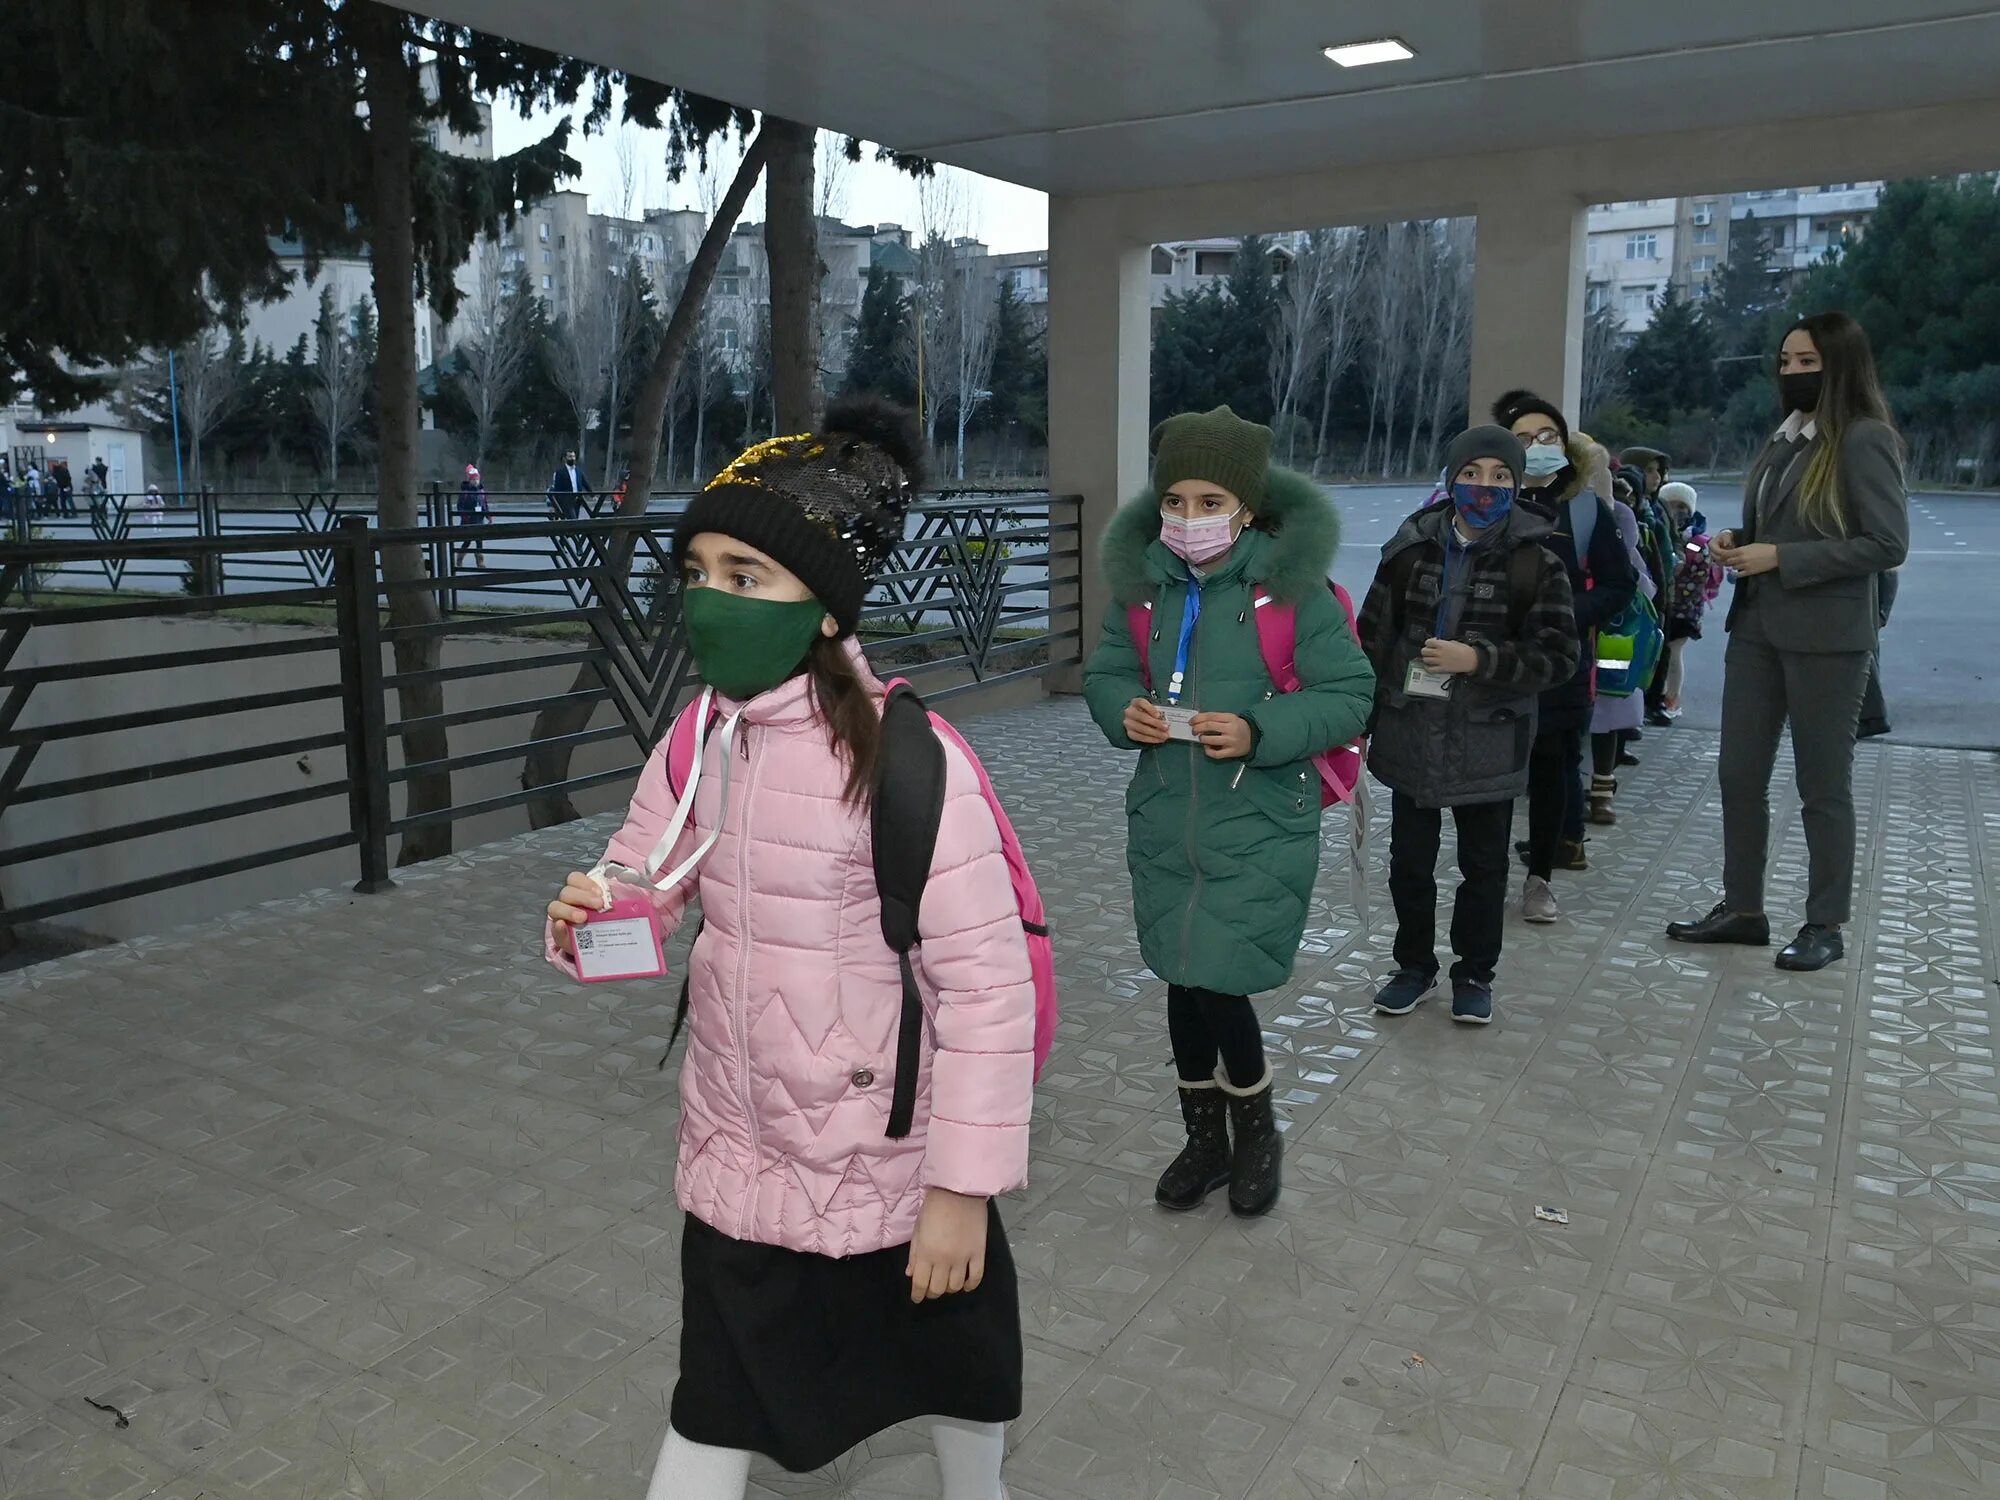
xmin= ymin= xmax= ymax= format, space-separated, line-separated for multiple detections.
xmin=1126 ymin=602 xmax=1156 ymax=689
xmin=1250 ymin=591 xmax=1300 ymax=693
xmin=1506 ymin=544 xmax=1542 ymax=638
xmin=1568 ymin=491 xmax=1599 ymax=568
xmin=872 ymin=682 xmax=948 ymax=1139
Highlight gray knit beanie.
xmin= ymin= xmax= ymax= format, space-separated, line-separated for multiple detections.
xmin=1442 ymin=425 xmax=1528 ymax=485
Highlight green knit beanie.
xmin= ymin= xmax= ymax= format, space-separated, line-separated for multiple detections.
xmin=1151 ymin=406 xmax=1272 ymax=514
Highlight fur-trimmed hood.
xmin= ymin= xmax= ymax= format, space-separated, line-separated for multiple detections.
xmin=1101 ymin=465 xmax=1341 ymax=607
xmin=1520 ymin=433 xmax=1602 ymax=509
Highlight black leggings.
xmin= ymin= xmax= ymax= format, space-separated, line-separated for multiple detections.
xmin=1592 ymin=730 xmax=1628 ymax=776
xmin=1167 ymin=985 xmax=1266 ymax=1090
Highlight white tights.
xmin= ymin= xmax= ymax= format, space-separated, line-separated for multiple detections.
xmin=645 ymin=1418 xmax=1006 ymax=1499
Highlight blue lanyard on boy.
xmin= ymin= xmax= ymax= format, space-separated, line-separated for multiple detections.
xmin=1434 ymin=528 xmax=1466 ymax=640
xmin=1166 ymin=577 xmax=1201 ymax=706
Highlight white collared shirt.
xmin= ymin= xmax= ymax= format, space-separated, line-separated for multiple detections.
xmin=1775 ymin=411 xmax=1820 ymax=443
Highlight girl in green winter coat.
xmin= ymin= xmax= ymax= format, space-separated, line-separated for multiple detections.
xmin=1084 ymin=407 xmax=1375 ymax=1217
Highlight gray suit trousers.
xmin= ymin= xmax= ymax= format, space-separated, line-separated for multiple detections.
xmin=1719 ymin=633 xmax=1871 ymax=925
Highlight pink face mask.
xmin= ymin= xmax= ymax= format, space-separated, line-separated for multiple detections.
xmin=1159 ymin=508 xmax=1242 ymax=566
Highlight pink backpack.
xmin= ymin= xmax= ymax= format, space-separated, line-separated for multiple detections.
xmin=665 ymin=678 xmax=1056 ymax=1139
xmin=1127 ymin=581 xmax=1367 ymax=807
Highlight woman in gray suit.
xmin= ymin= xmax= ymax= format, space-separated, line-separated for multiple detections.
xmin=1666 ymin=312 xmax=1908 ymax=972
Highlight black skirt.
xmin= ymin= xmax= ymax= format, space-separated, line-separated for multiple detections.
xmin=671 ymin=1201 xmax=1023 ymax=1472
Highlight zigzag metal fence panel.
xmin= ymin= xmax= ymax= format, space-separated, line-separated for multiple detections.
xmin=0 ymin=493 xmax=1081 ymax=936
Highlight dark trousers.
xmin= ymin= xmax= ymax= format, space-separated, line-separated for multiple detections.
xmin=1166 ymin=985 xmax=1266 ymax=1089
xmin=1525 ymin=725 xmax=1582 ymax=879
xmin=1389 ymin=791 xmax=1513 ymax=984
xmin=1592 ymin=731 xmax=1623 ymax=776
xmin=1719 ymin=633 xmax=1870 ymax=926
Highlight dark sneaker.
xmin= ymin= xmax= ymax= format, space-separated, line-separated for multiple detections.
xmin=1776 ymin=924 xmax=1844 ymax=972
xmin=1373 ymin=969 xmax=1437 ymax=1016
xmin=1451 ymin=978 xmax=1494 ymax=1025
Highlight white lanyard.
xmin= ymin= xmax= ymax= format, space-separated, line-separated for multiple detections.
xmin=594 ymin=688 xmax=740 ymax=897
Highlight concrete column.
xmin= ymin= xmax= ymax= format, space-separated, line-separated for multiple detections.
xmin=1468 ymin=196 xmax=1588 ymax=427
xmin=1046 ymin=197 xmax=1152 ymax=689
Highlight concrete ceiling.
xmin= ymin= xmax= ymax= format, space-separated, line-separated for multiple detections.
xmin=433 ymin=1 xmax=2000 ymax=196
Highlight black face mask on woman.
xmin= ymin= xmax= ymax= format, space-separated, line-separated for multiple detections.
xmin=1779 ymin=370 xmax=1823 ymax=416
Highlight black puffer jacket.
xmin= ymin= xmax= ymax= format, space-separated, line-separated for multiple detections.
xmin=1519 ymin=439 xmax=1638 ymax=731
xmin=1358 ymin=500 xmax=1579 ymax=807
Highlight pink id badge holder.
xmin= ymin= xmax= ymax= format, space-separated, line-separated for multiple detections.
xmin=569 ymin=691 xmax=735 ymax=985
xmin=573 ymin=866 xmax=669 ymax=983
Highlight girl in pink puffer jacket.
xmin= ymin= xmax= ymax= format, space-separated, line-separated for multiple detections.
xmin=546 ymin=402 xmax=1033 ymax=1500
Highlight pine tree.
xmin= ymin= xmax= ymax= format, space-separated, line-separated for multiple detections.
xmin=983 ymin=279 xmax=1047 ymax=444
xmin=1220 ymin=234 xmax=1279 ymax=422
xmin=1622 ymin=283 xmax=1716 ymax=423
xmin=840 ymin=263 xmax=917 ymax=405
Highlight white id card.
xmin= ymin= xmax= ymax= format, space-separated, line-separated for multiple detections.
xmin=1404 ymin=662 xmax=1453 ymax=699
xmin=1162 ymin=706 xmax=1199 ymax=742
xmin=573 ymin=909 xmax=668 ymax=982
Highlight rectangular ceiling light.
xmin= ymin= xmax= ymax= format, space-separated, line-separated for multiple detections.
xmin=1324 ymin=38 xmax=1414 ymax=68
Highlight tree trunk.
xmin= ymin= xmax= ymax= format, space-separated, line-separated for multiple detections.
xmin=765 ymin=117 xmax=821 ymax=433
xmin=519 ymin=127 xmax=772 ymax=827
xmin=357 ymin=6 xmax=451 ymax=864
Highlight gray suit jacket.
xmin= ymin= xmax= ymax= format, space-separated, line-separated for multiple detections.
xmin=1726 ymin=417 xmax=1909 ymax=654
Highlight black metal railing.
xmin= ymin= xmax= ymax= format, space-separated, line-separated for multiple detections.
xmin=0 ymin=495 xmax=1082 ymax=930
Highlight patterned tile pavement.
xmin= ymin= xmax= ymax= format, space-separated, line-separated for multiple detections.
xmin=3 ymin=696 xmax=1998 ymax=1499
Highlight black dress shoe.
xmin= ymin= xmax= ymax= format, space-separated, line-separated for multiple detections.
xmin=1617 ymin=750 xmax=1641 ymax=768
xmin=1666 ymin=902 xmax=1771 ymax=946
xmin=1776 ymin=924 xmax=1844 ymax=971
xmin=1857 ymin=719 xmax=1891 ymax=740
xmin=1646 ymin=710 xmax=1673 ymax=728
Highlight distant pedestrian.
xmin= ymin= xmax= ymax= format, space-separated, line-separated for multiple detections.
xmin=1659 ymin=481 xmax=1721 ymax=717
xmin=547 ymin=450 xmax=591 ymax=519
xmin=455 ymin=464 xmax=492 ymax=566
xmin=1669 ymin=311 xmax=1909 ymax=973
xmin=54 ymin=460 xmax=76 ymax=517
xmin=1587 ymin=474 xmax=1658 ymax=825
xmin=142 ymin=484 xmax=165 ymax=526
xmin=1622 ymin=446 xmax=1681 ymax=725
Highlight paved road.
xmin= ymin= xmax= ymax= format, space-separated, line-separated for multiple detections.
xmin=1327 ymin=482 xmax=2000 ymax=752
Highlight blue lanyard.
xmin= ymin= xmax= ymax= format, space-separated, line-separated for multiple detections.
xmin=1166 ymin=579 xmax=1201 ymax=705
xmin=1434 ymin=530 xmax=1466 ymax=640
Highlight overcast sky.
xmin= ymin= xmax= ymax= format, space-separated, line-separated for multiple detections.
xmin=492 ymin=106 xmax=1050 ymax=255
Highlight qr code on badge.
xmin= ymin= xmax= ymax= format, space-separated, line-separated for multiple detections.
xmin=575 ymin=929 xmax=597 ymax=950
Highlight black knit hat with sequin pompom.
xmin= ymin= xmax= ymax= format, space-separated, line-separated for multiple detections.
xmin=674 ymin=397 xmax=924 ymax=636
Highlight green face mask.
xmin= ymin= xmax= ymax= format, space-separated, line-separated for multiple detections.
xmin=681 ymin=587 xmax=828 ymax=701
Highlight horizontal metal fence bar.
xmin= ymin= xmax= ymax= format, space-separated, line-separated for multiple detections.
xmin=0 ymin=633 xmax=337 ymax=688
xmin=0 ymin=587 xmax=337 ymax=629
xmin=0 ymin=778 xmax=352 ymax=869
xmin=388 ymin=722 xmax=634 ymax=785
xmin=388 ymin=762 xmax=641 ymax=834
xmin=9 ymin=731 xmax=349 ymax=805
xmin=386 ymin=686 xmax=612 ymax=740
xmin=917 ymin=656 xmax=1078 ymax=703
xmin=0 ymin=832 xmax=359 ymax=926
xmin=0 ymin=682 xmax=342 ymax=750
xmin=382 ymin=608 xmax=598 ymax=641
xmin=381 ymin=647 xmax=608 ymax=694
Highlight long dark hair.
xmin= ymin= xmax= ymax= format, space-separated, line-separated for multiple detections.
xmin=805 ymin=635 xmax=883 ymax=807
xmin=1784 ymin=311 xmax=1898 ymax=537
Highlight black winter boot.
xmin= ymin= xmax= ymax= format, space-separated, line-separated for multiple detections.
xmin=1219 ymin=1065 xmax=1282 ymax=1218
xmin=1155 ymin=1081 xmax=1232 ymax=1210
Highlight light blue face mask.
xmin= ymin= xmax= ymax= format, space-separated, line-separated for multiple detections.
xmin=1523 ymin=442 xmax=1569 ymax=479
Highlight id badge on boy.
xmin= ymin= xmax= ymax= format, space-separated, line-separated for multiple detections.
xmin=1162 ymin=705 xmax=1200 ymax=742
xmin=1404 ymin=661 xmax=1453 ymax=699
xmin=573 ymin=864 xmax=668 ymax=983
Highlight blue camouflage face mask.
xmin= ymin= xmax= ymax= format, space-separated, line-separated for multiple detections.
xmin=1450 ymin=482 xmax=1515 ymax=531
